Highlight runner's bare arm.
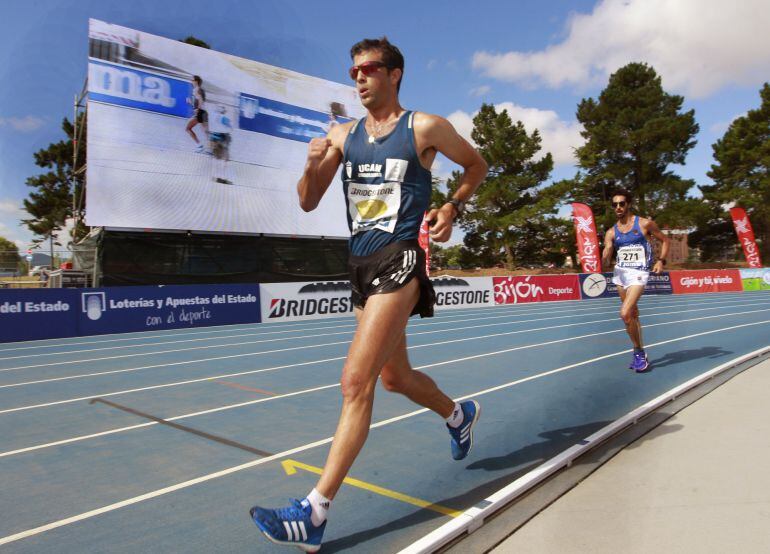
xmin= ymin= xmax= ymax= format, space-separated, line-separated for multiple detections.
xmin=645 ymin=219 xmax=671 ymax=273
xmin=415 ymin=114 xmax=488 ymax=242
xmin=297 ymin=122 xmax=351 ymax=212
xmin=602 ymin=228 xmax=615 ymax=269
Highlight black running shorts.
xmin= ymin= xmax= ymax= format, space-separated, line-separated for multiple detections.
xmin=196 ymin=109 xmax=208 ymax=124
xmin=348 ymin=240 xmax=435 ymax=318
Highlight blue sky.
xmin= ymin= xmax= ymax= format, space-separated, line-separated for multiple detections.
xmin=1 ymin=0 xmax=768 ymax=250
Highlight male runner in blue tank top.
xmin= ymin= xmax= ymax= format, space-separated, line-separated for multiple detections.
xmin=250 ymin=37 xmax=488 ymax=552
xmin=602 ymin=189 xmax=670 ymax=373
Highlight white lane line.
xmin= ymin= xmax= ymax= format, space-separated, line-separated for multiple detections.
xmin=2 ymin=300 xmax=768 ymax=390
xmin=1 ymin=318 xmax=767 ymax=546
xmin=2 ymin=309 xmax=769 ymax=455
xmin=0 ymin=292 xmax=753 ymax=359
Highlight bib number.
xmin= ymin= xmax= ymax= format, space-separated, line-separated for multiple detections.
xmin=617 ymin=245 xmax=646 ymax=268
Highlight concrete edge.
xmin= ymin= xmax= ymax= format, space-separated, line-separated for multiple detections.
xmin=398 ymin=345 xmax=770 ymax=554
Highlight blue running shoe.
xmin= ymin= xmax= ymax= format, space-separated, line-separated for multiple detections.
xmin=447 ymin=400 xmax=481 ymax=460
xmin=250 ymin=498 xmax=325 ymax=552
xmin=631 ymin=350 xmax=650 ymax=373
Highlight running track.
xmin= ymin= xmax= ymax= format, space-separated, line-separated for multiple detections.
xmin=1 ymin=291 xmax=768 ymax=553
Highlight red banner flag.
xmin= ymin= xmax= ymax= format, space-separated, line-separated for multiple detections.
xmin=729 ymin=207 xmax=762 ymax=268
xmin=572 ymin=203 xmax=602 ymax=273
xmin=419 ymin=212 xmax=431 ymax=276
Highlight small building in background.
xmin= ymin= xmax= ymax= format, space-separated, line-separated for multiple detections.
xmin=653 ymin=229 xmax=690 ymax=265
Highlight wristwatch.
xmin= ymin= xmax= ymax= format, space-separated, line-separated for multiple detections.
xmin=657 ymin=259 xmax=667 ymax=266
xmin=447 ymin=198 xmax=465 ymax=216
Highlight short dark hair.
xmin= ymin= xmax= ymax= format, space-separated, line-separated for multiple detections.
xmin=611 ymin=188 xmax=633 ymax=204
xmin=350 ymin=37 xmax=404 ymax=92
xmin=193 ymin=75 xmax=202 ymax=85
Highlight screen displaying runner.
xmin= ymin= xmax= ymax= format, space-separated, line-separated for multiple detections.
xmin=86 ymin=19 xmax=364 ymax=236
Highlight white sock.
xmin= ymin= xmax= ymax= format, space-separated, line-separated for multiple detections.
xmin=306 ymin=488 xmax=330 ymax=527
xmin=446 ymin=402 xmax=464 ymax=428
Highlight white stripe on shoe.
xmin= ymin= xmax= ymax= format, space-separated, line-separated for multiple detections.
xmin=291 ymin=521 xmax=300 ymax=541
xmin=283 ymin=521 xmax=293 ymax=540
xmin=299 ymin=521 xmax=308 ymax=541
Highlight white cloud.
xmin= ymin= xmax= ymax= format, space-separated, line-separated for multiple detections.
xmin=447 ymin=102 xmax=583 ymax=167
xmin=0 ymin=200 xmax=24 ymax=217
xmin=427 ymin=59 xmax=437 ymax=70
xmin=469 ymin=85 xmax=491 ymax=97
xmin=472 ymin=0 xmax=770 ymax=98
xmin=709 ymin=112 xmax=746 ymax=136
xmin=0 ymin=116 xmax=45 ymax=132
xmin=0 ymin=200 xmax=32 ymax=248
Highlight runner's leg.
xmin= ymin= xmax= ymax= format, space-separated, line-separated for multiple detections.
xmin=379 ymin=331 xmax=455 ymax=417
xmin=315 ymin=278 xmax=420 ymax=500
xmin=618 ymin=285 xmax=644 ymax=349
xmin=186 ymin=118 xmax=199 ymax=143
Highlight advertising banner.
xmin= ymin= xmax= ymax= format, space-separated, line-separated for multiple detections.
xmin=740 ymin=268 xmax=770 ymax=291
xmin=260 ymin=281 xmax=355 ymax=323
xmin=419 ymin=213 xmax=430 ymax=277
xmin=432 ymin=276 xmax=494 ymax=310
xmin=0 ymin=289 xmax=79 ymax=343
xmin=493 ymin=275 xmax=581 ymax=305
xmin=86 ymin=19 xmax=364 ymax=236
xmin=572 ymin=203 xmax=602 ymax=273
xmin=76 ymin=284 xmax=260 ymax=336
xmin=729 ymin=207 xmax=762 ymax=268
xmin=579 ymin=272 xmax=673 ymax=299
xmin=669 ymin=270 xmax=743 ymax=294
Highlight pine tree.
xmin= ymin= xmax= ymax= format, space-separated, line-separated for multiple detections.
xmin=704 ymin=83 xmax=770 ymax=261
xmin=23 ymin=115 xmax=87 ymax=260
xmin=449 ymin=104 xmax=566 ymax=269
xmin=569 ymin=63 xmax=699 ymax=230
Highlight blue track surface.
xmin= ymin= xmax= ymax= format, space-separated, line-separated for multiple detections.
xmin=1 ymin=291 xmax=769 ymax=553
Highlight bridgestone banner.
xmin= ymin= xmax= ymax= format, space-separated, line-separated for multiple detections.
xmin=260 ymin=281 xmax=355 ymax=323
xmin=432 ymin=276 xmax=494 ymax=310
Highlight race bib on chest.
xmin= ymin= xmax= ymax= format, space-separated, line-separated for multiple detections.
xmin=346 ymin=158 xmax=408 ymax=235
xmin=617 ymin=244 xmax=646 ymax=268
xmin=347 ymin=181 xmax=401 ymax=235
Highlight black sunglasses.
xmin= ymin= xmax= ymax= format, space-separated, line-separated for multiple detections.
xmin=611 ymin=201 xmax=627 ymax=208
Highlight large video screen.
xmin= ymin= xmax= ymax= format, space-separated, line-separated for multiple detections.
xmin=86 ymin=19 xmax=364 ymax=236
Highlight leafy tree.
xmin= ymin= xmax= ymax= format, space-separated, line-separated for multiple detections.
xmin=23 ymin=115 xmax=87 ymax=260
xmin=430 ymin=243 xmax=463 ymax=269
xmin=703 ymin=83 xmax=770 ymax=261
xmin=0 ymin=236 xmax=20 ymax=273
xmin=450 ymin=103 xmax=564 ymax=269
xmin=567 ymin=63 xmax=699 ymax=229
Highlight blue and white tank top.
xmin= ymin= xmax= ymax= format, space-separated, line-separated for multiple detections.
xmin=342 ymin=111 xmax=432 ymax=257
xmin=613 ymin=216 xmax=652 ymax=271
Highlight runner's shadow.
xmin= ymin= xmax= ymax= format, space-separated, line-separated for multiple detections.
xmin=466 ymin=421 xmax=610 ymax=472
xmin=321 ymin=421 xmax=609 ymax=552
xmin=650 ymin=346 xmax=733 ymax=369
xmin=320 ymin=463 xmax=541 ymax=553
